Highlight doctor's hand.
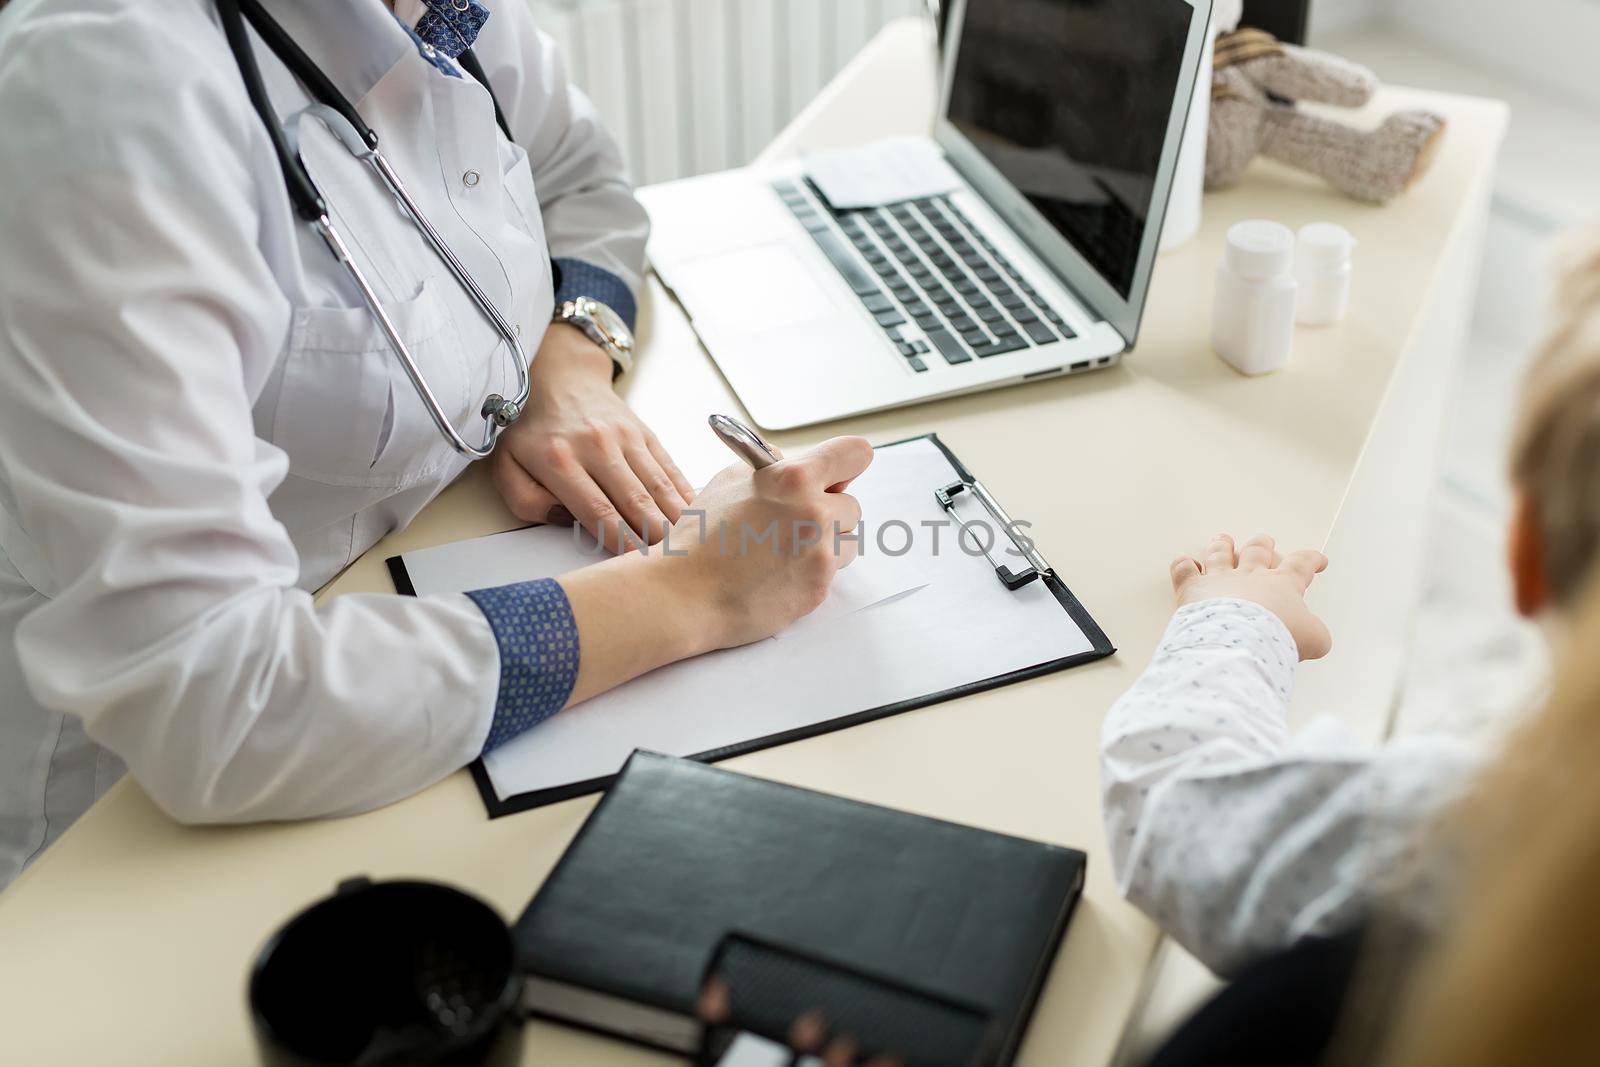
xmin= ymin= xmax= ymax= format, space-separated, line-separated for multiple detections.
xmin=666 ymin=435 xmax=874 ymax=651
xmin=491 ymin=323 xmax=696 ymax=553
xmin=554 ymin=436 xmax=873 ymax=707
xmin=1169 ymin=533 xmax=1333 ymax=661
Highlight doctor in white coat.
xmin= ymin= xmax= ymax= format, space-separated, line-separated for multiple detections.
xmin=0 ymin=0 xmax=871 ymax=889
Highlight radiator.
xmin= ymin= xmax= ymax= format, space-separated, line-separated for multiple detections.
xmin=530 ymin=0 xmax=931 ymax=185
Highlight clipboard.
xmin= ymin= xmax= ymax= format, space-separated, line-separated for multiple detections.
xmin=388 ymin=433 xmax=1114 ymax=817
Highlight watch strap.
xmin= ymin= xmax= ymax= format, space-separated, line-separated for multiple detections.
xmin=555 ymin=298 xmax=632 ymax=378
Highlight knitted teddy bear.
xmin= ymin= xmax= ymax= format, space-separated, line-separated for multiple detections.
xmin=1205 ymin=10 xmax=1446 ymax=204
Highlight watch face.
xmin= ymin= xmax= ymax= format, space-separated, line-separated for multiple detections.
xmin=588 ymin=300 xmax=634 ymax=354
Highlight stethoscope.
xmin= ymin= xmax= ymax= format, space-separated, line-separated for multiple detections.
xmin=216 ymin=0 xmax=540 ymax=458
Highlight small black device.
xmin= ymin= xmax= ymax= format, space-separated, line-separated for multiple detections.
xmin=1241 ymin=0 xmax=1312 ymax=44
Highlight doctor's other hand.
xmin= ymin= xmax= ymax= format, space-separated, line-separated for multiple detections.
xmin=1170 ymin=533 xmax=1333 ymax=661
xmin=491 ymin=322 xmax=696 ymax=552
xmin=668 ymin=435 xmax=873 ymax=652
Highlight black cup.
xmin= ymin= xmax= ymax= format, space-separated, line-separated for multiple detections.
xmin=249 ymin=877 xmax=522 ymax=1067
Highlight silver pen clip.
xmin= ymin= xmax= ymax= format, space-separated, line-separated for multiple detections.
xmin=709 ymin=413 xmax=783 ymax=470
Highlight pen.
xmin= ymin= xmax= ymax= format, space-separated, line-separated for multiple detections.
xmin=708 ymin=413 xmax=782 ymax=470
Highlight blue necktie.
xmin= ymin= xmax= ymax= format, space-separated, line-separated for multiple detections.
xmin=415 ymin=0 xmax=490 ymax=59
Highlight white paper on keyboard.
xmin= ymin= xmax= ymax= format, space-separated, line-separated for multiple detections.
xmin=397 ymin=438 xmax=1095 ymax=804
xmin=802 ymin=136 xmax=964 ymax=210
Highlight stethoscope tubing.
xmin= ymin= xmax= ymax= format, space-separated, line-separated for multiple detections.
xmin=217 ymin=0 xmax=534 ymax=459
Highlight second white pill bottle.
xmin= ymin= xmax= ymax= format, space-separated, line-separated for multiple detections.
xmin=1295 ymin=222 xmax=1356 ymax=326
xmin=1212 ymin=219 xmax=1297 ymax=376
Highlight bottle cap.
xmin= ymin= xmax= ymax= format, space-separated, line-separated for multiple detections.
xmin=1224 ymin=220 xmax=1295 ymax=281
xmin=1296 ymin=222 xmax=1356 ymax=271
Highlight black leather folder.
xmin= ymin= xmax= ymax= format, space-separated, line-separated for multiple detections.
xmin=515 ymin=752 xmax=1087 ymax=1066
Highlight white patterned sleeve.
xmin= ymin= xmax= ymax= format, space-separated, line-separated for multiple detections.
xmin=1100 ymin=598 xmax=1484 ymax=974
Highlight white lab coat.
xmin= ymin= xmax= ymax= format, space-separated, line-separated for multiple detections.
xmin=0 ymin=0 xmax=648 ymax=887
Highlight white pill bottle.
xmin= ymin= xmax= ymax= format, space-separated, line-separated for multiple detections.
xmin=1295 ymin=223 xmax=1356 ymax=326
xmin=1212 ymin=220 xmax=1297 ymax=376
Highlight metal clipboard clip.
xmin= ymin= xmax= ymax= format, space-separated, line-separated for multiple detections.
xmin=935 ymin=478 xmax=1054 ymax=591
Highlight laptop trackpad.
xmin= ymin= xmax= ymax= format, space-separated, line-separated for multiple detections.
xmin=672 ymin=244 xmax=838 ymax=337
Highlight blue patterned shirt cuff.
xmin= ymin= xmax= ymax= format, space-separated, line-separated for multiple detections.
xmin=465 ymin=579 xmax=581 ymax=753
xmin=553 ymin=257 xmax=638 ymax=333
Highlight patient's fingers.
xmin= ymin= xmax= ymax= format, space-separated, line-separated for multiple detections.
xmin=1238 ymin=533 xmax=1276 ymax=570
xmin=1280 ymin=549 xmax=1330 ymax=589
xmin=821 ymin=1033 xmax=858 ymax=1067
xmin=1170 ymin=555 xmax=1202 ymax=594
xmin=695 ymin=978 xmax=731 ymax=1024
xmin=1203 ymin=533 xmax=1237 ymax=573
xmin=788 ymin=1011 xmax=826 ymax=1053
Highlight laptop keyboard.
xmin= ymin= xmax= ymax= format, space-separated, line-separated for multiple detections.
xmin=773 ymin=179 xmax=1076 ymax=373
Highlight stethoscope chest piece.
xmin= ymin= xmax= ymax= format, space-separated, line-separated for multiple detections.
xmin=484 ymin=395 xmax=520 ymax=427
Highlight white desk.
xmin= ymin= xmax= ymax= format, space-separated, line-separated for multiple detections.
xmin=0 ymin=19 xmax=1505 ymax=1066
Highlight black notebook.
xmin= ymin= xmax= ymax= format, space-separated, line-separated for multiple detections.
xmin=516 ymin=752 xmax=1087 ymax=1066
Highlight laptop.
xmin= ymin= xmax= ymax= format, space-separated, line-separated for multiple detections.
xmin=639 ymin=0 xmax=1213 ymax=431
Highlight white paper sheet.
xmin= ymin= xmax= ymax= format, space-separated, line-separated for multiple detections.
xmin=802 ymin=136 xmax=964 ymax=210
xmin=397 ymin=438 xmax=1097 ymax=805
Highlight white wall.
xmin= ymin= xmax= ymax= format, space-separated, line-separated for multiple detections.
xmin=1308 ymin=0 xmax=1383 ymax=38
xmin=532 ymin=0 xmax=928 ymax=184
xmin=1309 ymin=0 xmax=1600 ymax=111
xmin=1387 ymin=0 xmax=1600 ymax=111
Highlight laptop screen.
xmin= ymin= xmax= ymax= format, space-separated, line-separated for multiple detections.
xmin=946 ymin=0 xmax=1195 ymax=300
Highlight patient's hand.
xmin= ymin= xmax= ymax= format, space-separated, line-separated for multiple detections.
xmin=1169 ymin=534 xmax=1333 ymax=660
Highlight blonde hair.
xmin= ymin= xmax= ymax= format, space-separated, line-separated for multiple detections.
xmin=1511 ymin=228 xmax=1600 ymax=604
xmin=1379 ymin=571 xmax=1600 ymax=1065
xmin=1358 ymin=234 xmax=1600 ymax=1065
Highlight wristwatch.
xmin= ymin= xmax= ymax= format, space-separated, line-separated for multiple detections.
xmin=552 ymin=296 xmax=634 ymax=379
